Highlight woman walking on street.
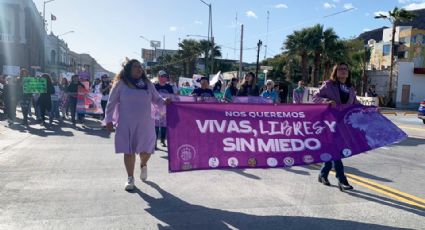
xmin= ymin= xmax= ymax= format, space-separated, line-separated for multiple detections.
xmin=313 ymin=62 xmax=358 ymax=191
xmin=105 ymin=59 xmax=169 ymax=191
xmin=38 ymin=74 xmax=55 ymax=125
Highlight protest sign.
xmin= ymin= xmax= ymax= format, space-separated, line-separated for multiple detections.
xmin=76 ymin=81 xmax=102 ymax=114
xmin=2 ymin=65 xmax=20 ymax=76
xmin=167 ymin=103 xmax=406 ymax=172
xmin=22 ymin=77 xmax=47 ymax=93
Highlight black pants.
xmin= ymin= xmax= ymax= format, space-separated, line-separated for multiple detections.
xmin=101 ymin=100 xmax=108 ymax=119
xmin=39 ymin=103 xmax=51 ymax=122
xmin=320 ymin=159 xmax=347 ymax=183
xmin=69 ymin=97 xmax=77 ymax=123
xmin=155 ymin=126 xmax=167 ymax=143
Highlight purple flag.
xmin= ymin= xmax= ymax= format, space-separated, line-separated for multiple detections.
xmin=167 ymin=103 xmax=407 ymax=172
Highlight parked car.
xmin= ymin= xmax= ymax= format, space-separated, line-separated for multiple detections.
xmin=419 ymin=98 xmax=425 ymax=124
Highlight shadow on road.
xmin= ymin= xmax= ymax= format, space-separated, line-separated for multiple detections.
xmin=344 ymin=166 xmax=393 ymax=183
xmin=5 ymin=120 xmax=74 ymax=137
xmin=283 ymin=167 xmax=311 ymax=176
xmin=347 ymin=189 xmax=425 ymax=217
xmin=225 ymin=169 xmax=261 ymax=180
xmin=130 ymin=181 xmax=406 ymax=230
xmin=393 ymin=137 xmax=425 ymax=147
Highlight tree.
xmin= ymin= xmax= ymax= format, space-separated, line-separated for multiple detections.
xmin=178 ymin=39 xmax=202 ymax=77
xmin=375 ymin=7 xmax=416 ymax=106
xmin=285 ymin=29 xmax=310 ymax=83
xmin=307 ymin=24 xmax=324 ymax=86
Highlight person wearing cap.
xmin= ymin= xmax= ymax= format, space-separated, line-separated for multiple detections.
xmin=260 ymin=80 xmax=278 ymax=103
xmin=237 ymin=72 xmax=260 ymax=96
xmin=224 ymin=77 xmax=239 ymax=102
xmin=191 ymin=76 xmax=214 ymax=98
xmin=154 ymin=70 xmax=176 ymax=148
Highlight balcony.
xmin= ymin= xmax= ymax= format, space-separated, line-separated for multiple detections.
xmin=0 ymin=33 xmax=14 ymax=43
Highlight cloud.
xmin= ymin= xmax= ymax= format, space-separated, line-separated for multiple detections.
xmin=374 ymin=11 xmax=389 ymax=17
xmin=363 ymin=28 xmax=371 ymax=32
xmin=246 ymin=10 xmax=258 ymax=18
xmin=275 ymin=3 xmax=288 ymax=9
xmin=194 ymin=20 xmax=203 ymax=25
xmin=333 ymin=0 xmax=340 ymax=2
xmin=403 ymin=2 xmax=425 ymax=10
xmin=344 ymin=3 xmax=354 ymax=9
xmin=323 ymin=2 xmax=336 ymax=9
xmin=398 ymin=0 xmax=410 ymax=3
xmin=169 ymin=26 xmax=177 ymax=32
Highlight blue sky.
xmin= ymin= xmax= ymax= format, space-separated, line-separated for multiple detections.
xmin=34 ymin=0 xmax=425 ymax=73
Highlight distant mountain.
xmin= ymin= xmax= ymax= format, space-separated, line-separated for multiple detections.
xmin=357 ymin=8 xmax=425 ymax=43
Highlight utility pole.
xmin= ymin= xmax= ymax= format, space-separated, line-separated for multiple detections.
xmin=256 ymin=40 xmax=263 ymax=79
xmin=264 ymin=11 xmax=269 ymax=59
xmin=209 ymin=4 xmax=214 ymax=76
xmin=238 ymin=24 xmax=244 ymax=79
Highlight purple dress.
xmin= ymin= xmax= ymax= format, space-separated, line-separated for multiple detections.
xmin=105 ymin=80 xmax=165 ymax=154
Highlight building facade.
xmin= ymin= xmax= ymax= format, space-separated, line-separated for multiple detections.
xmin=0 ymin=0 xmax=45 ymax=74
xmin=45 ymin=33 xmax=70 ymax=79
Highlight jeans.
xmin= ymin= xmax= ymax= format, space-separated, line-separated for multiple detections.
xmin=101 ymin=100 xmax=108 ymax=119
xmin=155 ymin=126 xmax=167 ymax=143
xmin=50 ymin=100 xmax=60 ymax=121
xmin=320 ymin=159 xmax=347 ymax=183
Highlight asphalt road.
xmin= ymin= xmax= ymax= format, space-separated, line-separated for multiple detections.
xmin=0 ymin=113 xmax=424 ymax=230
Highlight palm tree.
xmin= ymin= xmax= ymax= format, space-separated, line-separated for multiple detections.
xmin=307 ymin=24 xmax=324 ymax=86
xmin=199 ymin=39 xmax=222 ymax=75
xmin=178 ymin=39 xmax=202 ymax=77
xmin=322 ymin=29 xmax=342 ymax=81
xmin=285 ymin=29 xmax=310 ymax=83
xmin=375 ymin=7 xmax=416 ymax=106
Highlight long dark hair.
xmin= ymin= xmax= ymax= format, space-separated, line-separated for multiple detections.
xmin=241 ymin=72 xmax=257 ymax=90
xmin=113 ymin=59 xmax=148 ymax=87
xmin=329 ymin=62 xmax=352 ymax=87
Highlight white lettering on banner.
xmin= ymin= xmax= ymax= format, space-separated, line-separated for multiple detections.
xmin=225 ymin=111 xmax=306 ymax=119
xmin=225 ymin=138 xmax=322 ymax=152
xmin=196 ymin=120 xmax=253 ymax=134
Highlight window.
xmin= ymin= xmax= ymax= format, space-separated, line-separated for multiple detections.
xmin=383 ymin=44 xmax=391 ymax=56
xmin=51 ymin=50 xmax=56 ymax=64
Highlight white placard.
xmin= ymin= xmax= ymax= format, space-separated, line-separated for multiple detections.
xmin=2 ymin=65 xmax=20 ymax=76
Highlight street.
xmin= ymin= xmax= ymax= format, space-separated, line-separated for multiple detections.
xmin=0 ymin=113 xmax=424 ymax=230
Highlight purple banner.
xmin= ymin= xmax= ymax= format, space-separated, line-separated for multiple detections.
xmin=167 ymin=103 xmax=407 ymax=172
xmin=232 ymin=96 xmax=273 ymax=104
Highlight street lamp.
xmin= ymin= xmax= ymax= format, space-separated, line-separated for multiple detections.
xmin=57 ymin=30 xmax=74 ymax=38
xmin=199 ymin=0 xmax=214 ymax=76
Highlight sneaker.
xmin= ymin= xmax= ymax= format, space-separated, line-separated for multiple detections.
xmin=140 ymin=165 xmax=147 ymax=181
xmin=124 ymin=177 xmax=135 ymax=191
xmin=161 ymin=142 xmax=167 ymax=147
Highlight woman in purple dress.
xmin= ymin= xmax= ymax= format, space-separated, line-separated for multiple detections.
xmin=105 ymin=59 xmax=168 ymax=191
xmin=313 ymin=62 xmax=358 ymax=191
